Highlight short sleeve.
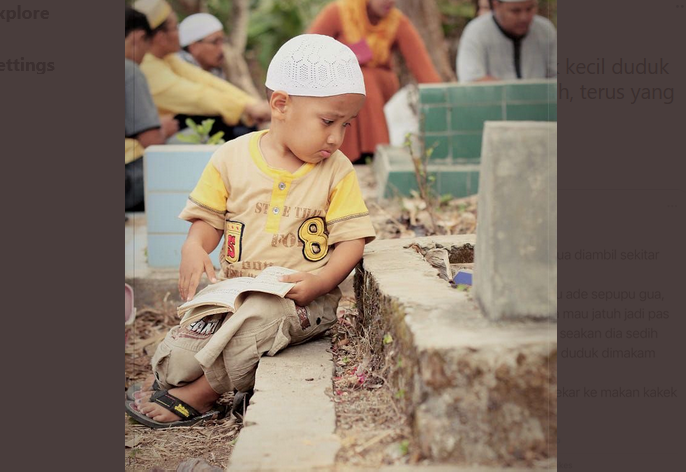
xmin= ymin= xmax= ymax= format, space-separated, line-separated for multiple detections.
xmin=125 ymin=61 xmax=160 ymax=137
xmin=326 ymin=170 xmax=376 ymax=245
xmin=178 ymin=160 xmax=228 ymax=230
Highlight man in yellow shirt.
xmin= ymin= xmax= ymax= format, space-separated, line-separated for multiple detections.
xmin=134 ymin=0 xmax=270 ymax=140
xmin=125 ymin=6 xmax=178 ymax=211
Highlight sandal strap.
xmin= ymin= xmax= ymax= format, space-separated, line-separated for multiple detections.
xmin=151 ymin=390 xmax=202 ymax=419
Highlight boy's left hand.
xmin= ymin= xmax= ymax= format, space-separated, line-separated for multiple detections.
xmin=279 ymin=272 xmax=327 ymax=307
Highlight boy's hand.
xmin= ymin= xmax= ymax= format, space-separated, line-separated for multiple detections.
xmin=279 ymin=272 xmax=326 ymax=307
xmin=179 ymin=242 xmax=217 ymax=301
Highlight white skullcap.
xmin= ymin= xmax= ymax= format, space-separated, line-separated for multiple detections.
xmin=179 ymin=13 xmax=224 ymax=47
xmin=266 ymin=34 xmax=366 ymax=97
xmin=133 ymin=0 xmax=172 ymax=30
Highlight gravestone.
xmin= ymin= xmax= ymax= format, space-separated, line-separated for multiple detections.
xmin=474 ymin=121 xmax=557 ymax=321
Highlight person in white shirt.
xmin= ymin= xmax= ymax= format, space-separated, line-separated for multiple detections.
xmin=457 ymin=0 xmax=556 ymax=83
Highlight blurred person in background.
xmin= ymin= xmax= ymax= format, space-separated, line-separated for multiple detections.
xmin=178 ymin=13 xmax=227 ymax=80
xmin=125 ymin=6 xmax=178 ymax=212
xmin=133 ymin=0 xmax=270 ymax=140
xmin=308 ymin=0 xmax=441 ymax=163
xmin=457 ymin=0 xmax=556 ymax=82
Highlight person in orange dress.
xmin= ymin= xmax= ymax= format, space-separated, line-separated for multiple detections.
xmin=308 ymin=0 xmax=441 ymax=163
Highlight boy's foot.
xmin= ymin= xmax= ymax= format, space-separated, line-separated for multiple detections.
xmin=126 ymin=375 xmax=157 ymax=401
xmin=126 ymin=389 xmax=226 ymax=429
xmin=133 ymin=376 xmax=220 ymax=424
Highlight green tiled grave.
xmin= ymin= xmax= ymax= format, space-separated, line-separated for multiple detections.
xmin=506 ymin=103 xmax=557 ymax=121
xmin=373 ymin=145 xmax=480 ymax=200
xmin=418 ymin=87 xmax=447 ymax=104
xmin=419 ymin=79 xmax=557 ymax=161
xmin=449 ymin=84 xmax=504 ymax=105
xmin=451 ymin=105 xmax=503 ymax=132
xmin=451 ymin=133 xmax=484 ymax=160
xmin=376 ymin=79 xmax=557 ymax=199
xmin=422 ymin=106 xmax=448 ymax=132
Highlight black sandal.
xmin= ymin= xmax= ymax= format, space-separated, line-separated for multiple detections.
xmin=231 ymin=389 xmax=254 ymax=422
xmin=125 ymin=390 xmax=227 ymax=429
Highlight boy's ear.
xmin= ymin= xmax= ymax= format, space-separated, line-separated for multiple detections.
xmin=269 ymin=91 xmax=290 ymax=120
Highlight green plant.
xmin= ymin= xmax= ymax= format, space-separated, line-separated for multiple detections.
xmin=177 ymin=119 xmax=226 ymax=145
xmin=399 ymin=439 xmax=410 ymax=456
xmin=439 ymin=193 xmax=454 ymax=206
xmin=405 ymin=132 xmax=440 ymax=234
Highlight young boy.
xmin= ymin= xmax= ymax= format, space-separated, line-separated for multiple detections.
xmin=126 ymin=34 xmax=375 ymax=428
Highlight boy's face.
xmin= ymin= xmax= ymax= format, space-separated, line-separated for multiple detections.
xmin=281 ymin=93 xmax=365 ymax=164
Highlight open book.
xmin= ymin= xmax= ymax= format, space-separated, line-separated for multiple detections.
xmin=177 ymin=266 xmax=297 ymax=327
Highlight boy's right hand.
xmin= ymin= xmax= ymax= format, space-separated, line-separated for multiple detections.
xmin=179 ymin=242 xmax=217 ymax=301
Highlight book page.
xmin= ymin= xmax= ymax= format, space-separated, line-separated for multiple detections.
xmin=234 ymin=266 xmax=297 ymax=298
xmin=253 ymin=266 xmax=298 ymax=289
xmin=177 ymin=277 xmax=254 ymax=314
xmin=177 ymin=267 xmax=298 ymax=317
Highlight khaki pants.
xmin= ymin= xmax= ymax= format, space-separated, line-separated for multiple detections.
xmin=151 ymin=289 xmax=341 ymax=394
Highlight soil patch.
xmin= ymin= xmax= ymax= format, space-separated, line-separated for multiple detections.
xmin=330 ymin=293 xmax=421 ymax=466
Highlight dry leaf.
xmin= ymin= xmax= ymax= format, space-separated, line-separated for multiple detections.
xmin=424 ymin=248 xmax=452 ymax=281
xmin=125 ymin=436 xmax=143 ymax=448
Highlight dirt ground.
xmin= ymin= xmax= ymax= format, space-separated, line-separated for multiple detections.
xmin=124 ymin=165 xmax=477 ymax=470
xmin=329 ymin=290 xmax=419 ymax=466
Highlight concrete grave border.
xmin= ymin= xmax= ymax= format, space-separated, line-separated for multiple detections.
xmin=355 ymin=235 xmax=557 ymax=465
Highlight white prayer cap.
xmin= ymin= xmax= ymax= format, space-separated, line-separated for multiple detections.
xmin=133 ymin=0 xmax=172 ymax=30
xmin=179 ymin=13 xmax=224 ymax=47
xmin=266 ymin=34 xmax=366 ymax=97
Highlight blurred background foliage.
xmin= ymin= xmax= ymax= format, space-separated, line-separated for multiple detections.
xmin=138 ymin=0 xmax=557 ymax=86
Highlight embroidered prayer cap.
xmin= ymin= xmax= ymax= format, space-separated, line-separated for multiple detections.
xmin=266 ymin=34 xmax=366 ymax=97
xmin=179 ymin=13 xmax=224 ymax=47
xmin=133 ymin=0 xmax=172 ymax=30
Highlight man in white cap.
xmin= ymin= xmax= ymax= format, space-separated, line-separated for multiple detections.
xmin=457 ymin=0 xmax=556 ymax=82
xmin=126 ymin=34 xmax=376 ymax=428
xmin=178 ymin=13 xmax=227 ymax=80
xmin=132 ymin=0 xmax=270 ymax=139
